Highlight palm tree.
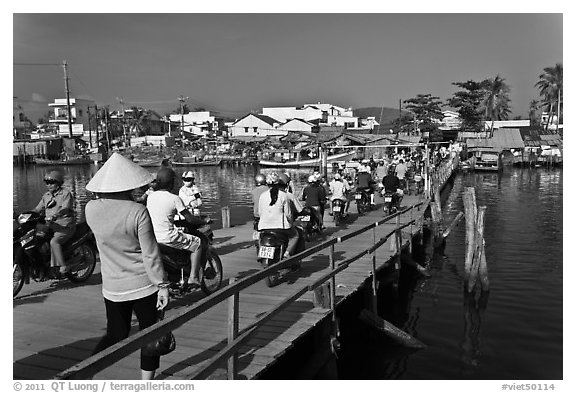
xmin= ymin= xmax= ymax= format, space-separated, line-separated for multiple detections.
xmin=535 ymin=63 xmax=562 ymax=131
xmin=528 ymin=99 xmax=540 ymax=127
xmin=481 ymin=75 xmax=512 ymax=136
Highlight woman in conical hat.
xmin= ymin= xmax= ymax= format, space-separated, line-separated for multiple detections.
xmin=85 ymin=153 xmax=169 ymax=380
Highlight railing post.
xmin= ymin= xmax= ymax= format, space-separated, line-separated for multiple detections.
xmin=329 ymin=244 xmax=338 ymax=335
xmin=371 ymin=227 xmax=378 ymax=314
xmin=227 ymin=277 xmax=239 ymax=379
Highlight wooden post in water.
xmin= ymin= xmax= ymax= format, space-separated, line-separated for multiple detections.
xmin=430 ymin=180 xmax=444 ymax=247
xmin=468 ymin=206 xmax=486 ymax=292
xmin=227 ymin=277 xmax=238 ymax=379
xmin=463 ymin=188 xmax=477 ymax=281
xmin=221 ymin=206 xmax=230 ymax=229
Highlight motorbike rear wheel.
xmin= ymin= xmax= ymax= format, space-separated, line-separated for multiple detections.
xmin=13 ymin=259 xmax=25 ymax=298
xmin=199 ymin=248 xmax=223 ymax=295
xmin=66 ymin=243 xmax=97 ymax=283
xmin=334 ymin=212 xmax=341 ymax=226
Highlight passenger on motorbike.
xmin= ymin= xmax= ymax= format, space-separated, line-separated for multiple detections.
xmin=328 ymin=173 xmax=350 ymax=217
xmin=356 ymin=165 xmax=376 ymax=206
xmin=32 ymin=170 xmax=76 ymax=277
xmin=178 ymin=171 xmax=202 ymax=216
xmin=258 ymin=173 xmax=301 ymax=259
xmin=147 ymin=167 xmax=210 ymax=288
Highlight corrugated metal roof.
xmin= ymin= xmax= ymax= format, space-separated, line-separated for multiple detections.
xmin=492 ymin=128 xmax=525 ymax=149
xmin=466 ymin=139 xmax=495 ymax=149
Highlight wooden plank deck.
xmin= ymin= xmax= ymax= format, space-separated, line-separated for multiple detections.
xmin=14 ymin=191 xmax=429 ymax=380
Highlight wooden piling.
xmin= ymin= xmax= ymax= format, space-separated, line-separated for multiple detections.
xmin=221 ymin=206 xmax=230 ymax=228
xmin=463 ymin=188 xmax=477 ymax=281
xmin=467 ymin=206 xmax=485 ymax=292
xmin=227 ymin=277 xmax=239 ymax=379
xmin=442 ymin=211 xmax=464 ymax=239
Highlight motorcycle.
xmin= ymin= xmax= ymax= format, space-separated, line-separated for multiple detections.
xmin=355 ymin=188 xmax=371 ymax=215
xmin=257 ymin=228 xmax=305 ymax=287
xmin=159 ymin=217 xmax=223 ymax=296
xmin=13 ymin=211 xmax=97 ymax=297
xmin=297 ymin=206 xmax=322 ymax=241
xmin=382 ymin=191 xmax=400 ymax=215
xmin=331 ymin=199 xmax=346 ymax=226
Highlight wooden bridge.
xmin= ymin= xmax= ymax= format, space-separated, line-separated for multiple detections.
xmin=13 ymin=158 xmax=458 ymax=380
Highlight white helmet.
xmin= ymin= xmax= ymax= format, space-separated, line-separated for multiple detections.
xmin=308 ymin=175 xmax=316 ymax=183
xmin=182 ymin=171 xmax=195 ymax=181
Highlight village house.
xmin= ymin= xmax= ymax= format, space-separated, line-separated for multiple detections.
xmin=168 ymin=111 xmax=220 ymax=137
xmin=228 ymin=113 xmax=285 ymax=139
xmin=276 ymin=118 xmax=319 ymax=133
xmin=49 ymin=97 xmax=95 ymax=138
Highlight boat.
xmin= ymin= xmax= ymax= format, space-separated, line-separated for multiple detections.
xmin=34 ymin=157 xmax=92 ymax=166
xmin=472 ymin=152 xmax=501 ymax=172
xmin=171 ymin=159 xmax=222 ymax=167
xmin=258 ymin=151 xmax=356 ymax=168
xmin=133 ymin=159 xmax=163 ymax=167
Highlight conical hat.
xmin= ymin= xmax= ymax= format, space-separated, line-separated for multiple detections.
xmin=86 ymin=152 xmax=154 ymax=193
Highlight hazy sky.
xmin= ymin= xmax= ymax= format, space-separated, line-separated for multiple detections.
xmin=13 ymin=12 xmax=563 ymax=120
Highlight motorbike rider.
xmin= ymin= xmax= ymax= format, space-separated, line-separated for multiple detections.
xmin=300 ymin=174 xmax=327 ymax=231
xmin=178 ymin=171 xmax=202 ymax=216
xmin=258 ymin=172 xmax=301 ymax=259
xmin=395 ymin=158 xmax=408 ymax=192
xmin=356 ymin=165 xmax=376 ymax=207
xmin=146 ymin=167 xmax=210 ymax=288
xmin=328 ymin=173 xmax=350 ymax=217
xmin=382 ymin=166 xmax=403 ymax=209
xmin=32 ymin=170 xmax=76 ymax=278
xmin=251 ymin=173 xmax=269 ymax=243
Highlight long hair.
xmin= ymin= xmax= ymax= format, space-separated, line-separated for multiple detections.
xmin=269 ymin=184 xmax=282 ymax=206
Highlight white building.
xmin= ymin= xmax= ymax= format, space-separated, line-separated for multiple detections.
xmin=49 ymin=98 xmax=95 ymax=137
xmin=228 ymin=114 xmax=285 ymax=138
xmin=440 ymin=110 xmax=462 ymax=130
xmin=262 ymin=106 xmax=325 ymax=123
xmin=304 ymin=103 xmax=358 ymax=128
xmin=483 ymin=119 xmax=530 ymax=130
xmin=277 ymin=118 xmax=318 ymax=133
xmin=168 ymin=111 xmax=218 ymax=136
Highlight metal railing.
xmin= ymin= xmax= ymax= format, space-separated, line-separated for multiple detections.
xmin=55 ymin=202 xmax=425 ymax=380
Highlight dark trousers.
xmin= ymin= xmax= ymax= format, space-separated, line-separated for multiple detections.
xmin=92 ymin=292 xmax=160 ymax=371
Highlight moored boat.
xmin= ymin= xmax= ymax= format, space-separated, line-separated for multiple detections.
xmin=171 ymin=159 xmax=222 ymax=167
xmin=259 ymin=151 xmax=356 ymax=168
xmin=34 ymin=157 xmax=92 ymax=166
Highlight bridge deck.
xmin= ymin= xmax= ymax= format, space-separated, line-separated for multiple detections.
xmin=14 ymin=191 xmax=428 ymax=380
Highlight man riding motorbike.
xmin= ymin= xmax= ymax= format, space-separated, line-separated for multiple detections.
xmin=382 ymin=166 xmax=403 ymax=211
xmin=328 ymin=173 xmax=350 ymax=217
xmin=146 ymin=167 xmax=210 ymax=288
xmin=32 ymin=170 xmax=76 ymax=278
xmin=357 ymin=165 xmax=376 ymax=207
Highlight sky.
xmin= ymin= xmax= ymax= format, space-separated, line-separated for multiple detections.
xmin=11 ymin=9 xmax=564 ymax=122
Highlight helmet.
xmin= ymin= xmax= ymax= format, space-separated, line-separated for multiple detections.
xmin=278 ymin=173 xmax=290 ymax=185
xmin=182 ymin=171 xmax=195 ymax=181
xmin=254 ymin=173 xmax=266 ymax=186
xmin=333 ymin=173 xmax=341 ymax=180
xmin=155 ymin=167 xmax=176 ymax=190
xmin=44 ymin=170 xmax=64 ymax=184
xmin=362 ymin=159 xmax=369 ymax=164
xmin=266 ymin=172 xmax=280 ymax=185
xmin=308 ymin=175 xmax=316 ymax=183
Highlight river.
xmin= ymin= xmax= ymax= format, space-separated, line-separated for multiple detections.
xmin=12 ymin=164 xmax=563 ymax=380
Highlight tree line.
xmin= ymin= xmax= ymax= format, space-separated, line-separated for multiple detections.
xmin=393 ymin=62 xmax=563 ymax=136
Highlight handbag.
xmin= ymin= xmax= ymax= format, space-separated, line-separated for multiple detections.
xmin=142 ymin=309 xmax=176 ymax=357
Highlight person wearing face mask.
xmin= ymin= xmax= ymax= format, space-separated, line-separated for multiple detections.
xmin=178 ymin=171 xmax=202 ymax=216
xmin=32 ymin=170 xmax=76 ymax=277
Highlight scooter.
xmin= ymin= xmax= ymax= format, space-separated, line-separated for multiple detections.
xmin=297 ymin=206 xmax=322 ymax=241
xmin=13 ymin=211 xmax=97 ymax=297
xmin=257 ymin=228 xmax=305 ymax=287
xmin=331 ymin=199 xmax=346 ymax=226
xmin=159 ymin=217 xmax=223 ymax=296
xmin=355 ymin=188 xmax=371 ymax=215
xmin=382 ymin=191 xmax=400 ymax=215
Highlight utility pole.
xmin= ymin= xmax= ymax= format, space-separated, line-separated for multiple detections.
xmin=87 ymin=105 xmax=93 ymax=148
xmin=94 ymin=104 xmax=100 ymax=149
xmin=178 ymin=95 xmax=188 ymax=137
xmin=62 ymin=60 xmax=73 ymax=138
xmin=118 ymin=97 xmax=128 ymax=147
